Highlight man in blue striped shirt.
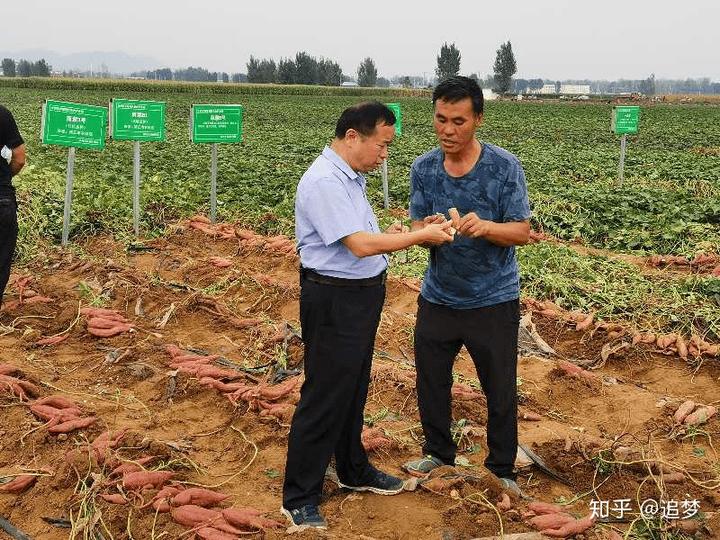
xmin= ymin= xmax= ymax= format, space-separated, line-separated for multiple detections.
xmin=282 ymin=102 xmax=454 ymax=530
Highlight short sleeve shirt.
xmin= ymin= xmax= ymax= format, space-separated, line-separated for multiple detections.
xmin=409 ymin=143 xmax=531 ymax=309
xmin=295 ymin=146 xmax=388 ymax=279
xmin=0 ymin=104 xmax=24 ymax=196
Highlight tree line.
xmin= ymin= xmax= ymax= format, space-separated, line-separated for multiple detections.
xmin=1 ymin=58 xmax=51 ymax=77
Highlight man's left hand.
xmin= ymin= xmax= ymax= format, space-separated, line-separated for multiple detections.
xmin=385 ymin=221 xmax=409 ymax=234
xmin=457 ymin=212 xmax=492 ymax=238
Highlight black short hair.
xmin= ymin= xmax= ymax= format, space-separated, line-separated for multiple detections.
xmin=335 ymin=101 xmax=396 ymax=139
xmin=432 ymin=76 xmax=484 ymax=115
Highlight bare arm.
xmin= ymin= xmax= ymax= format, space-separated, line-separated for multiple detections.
xmin=10 ymin=144 xmax=26 ymax=176
xmin=457 ymin=213 xmax=530 ymax=246
xmin=342 ymin=221 xmax=453 ymax=258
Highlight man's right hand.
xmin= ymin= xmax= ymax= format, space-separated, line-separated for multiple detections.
xmin=420 ymin=221 xmax=455 ymax=245
xmin=423 ymin=214 xmax=447 ymax=226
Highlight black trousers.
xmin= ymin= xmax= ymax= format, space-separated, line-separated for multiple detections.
xmin=414 ymin=296 xmax=520 ymax=480
xmin=282 ymin=273 xmax=385 ymax=509
xmin=0 ymin=197 xmax=18 ymax=308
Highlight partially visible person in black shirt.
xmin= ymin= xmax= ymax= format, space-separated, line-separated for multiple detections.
xmin=0 ymin=104 xmax=26 ymax=309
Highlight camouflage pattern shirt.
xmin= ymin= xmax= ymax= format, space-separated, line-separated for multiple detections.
xmin=409 ymin=143 xmax=531 ymax=309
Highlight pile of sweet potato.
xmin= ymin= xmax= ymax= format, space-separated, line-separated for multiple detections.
xmin=0 ymin=364 xmax=39 ymax=401
xmin=523 ymin=501 xmax=595 ymax=538
xmin=165 ymin=345 xmax=301 ymax=423
xmin=673 ymin=400 xmax=717 ymax=426
xmin=524 ymin=298 xmax=719 ymax=359
xmin=29 ymin=394 xmax=96 ymax=434
xmin=187 ymin=216 xmax=297 ymax=258
xmin=1 ymin=275 xmax=54 ymax=311
xmin=82 ymin=307 xmax=134 ymax=338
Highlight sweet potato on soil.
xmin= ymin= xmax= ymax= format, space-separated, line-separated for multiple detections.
xmin=190 ymin=215 xmax=212 ymax=225
xmin=541 ymin=514 xmax=595 ymax=537
xmin=529 ymin=512 xmax=576 ymax=530
xmin=556 ymin=360 xmax=597 ymax=381
xmin=34 ymin=395 xmax=78 ymax=409
xmin=36 ymin=334 xmax=69 ymax=346
xmin=193 ymin=365 xmax=242 ymax=380
xmin=23 ymin=295 xmax=54 ymax=305
xmin=99 ymin=493 xmax=128 ymax=504
xmin=199 ymin=377 xmax=252 ymax=393
xmin=258 ymin=401 xmax=295 ymax=423
xmin=222 ymin=507 xmax=284 ymax=530
xmin=109 ymin=456 xmax=156 ymax=477
xmin=209 ymin=257 xmax=233 ymax=268
xmin=123 ymin=470 xmax=174 ymax=490
xmin=80 ymin=307 xmax=128 ymax=321
xmin=172 ymin=353 xmax=220 ymax=364
xmin=0 ymin=474 xmax=36 ymax=494
xmin=451 ymin=382 xmax=482 ymax=401
xmin=674 ymin=400 xmax=696 ymax=424
xmin=661 ymin=472 xmax=685 ymax=484
xmin=497 ymin=493 xmax=512 ymax=511
xmin=361 ymin=427 xmax=393 ymax=451
xmin=683 ymin=405 xmax=717 ymax=426
xmin=171 ymin=488 xmax=230 ymax=507
xmin=88 ymin=317 xmax=126 ymax=330
xmin=91 ymin=429 xmax=127 ymax=463
xmin=195 ymin=528 xmax=238 ymax=540
xmin=575 ymin=312 xmax=595 ymax=331
xmin=0 ymin=364 xmax=21 ymax=376
xmin=30 ymin=403 xmax=82 ymax=422
xmin=0 ymin=375 xmax=35 ymax=400
xmin=48 ymin=416 xmax=96 ymax=433
xmin=421 ymin=476 xmax=464 ymax=492
xmin=145 ymin=484 xmax=184 ymax=512
xmin=88 ymin=323 xmax=133 ymax=338
xmin=527 ymin=501 xmax=566 ymax=515
xmin=258 ymin=376 xmax=301 ymax=400
xmin=171 ymin=505 xmax=242 ymax=534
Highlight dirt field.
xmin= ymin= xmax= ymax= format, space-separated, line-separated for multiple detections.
xmin=1 ymin=221 xmax=718 ymax=540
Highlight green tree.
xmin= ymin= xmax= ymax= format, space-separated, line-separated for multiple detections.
xmin=1 ymin=58 xmax=16 ymax=77
xmin=294 ymin=52 xmax=317 ymax=85
xmin=493 ymin=41 xmax=517 ymax=94
xmin=435 ymin=42 xmax=461 ymax=82
xmin=317 ymin=58 xmax=342 ymax=86
xmin=17 ymin=59 xmax=32 ymax=77
xmin=640 ymin=73 xmax=656 ymax=96
xmin=357 ymin=57 xmax=377 ymax=87
xmin=278 ymin=58 xmax=296 ymax=84
xmin=30 ymin=59 xmax=51 ymax=77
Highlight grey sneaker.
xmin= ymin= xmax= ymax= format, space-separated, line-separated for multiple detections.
xmin=500 ymin=478 xmax=531 ymax=500
xmin=403 ymin=455 xmax=446 ymax=476
xmin=280 ymin=504 xmax=327 ymax=530
xmin=338 ymin=467 xmax=404 ymax=495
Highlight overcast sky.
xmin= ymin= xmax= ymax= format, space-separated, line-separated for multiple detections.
xmin=6 ymin=0 xmax=719 ymax=80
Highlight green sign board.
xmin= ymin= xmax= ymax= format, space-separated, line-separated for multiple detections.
xmin=386 ymin=102 xmax=402 ymax=136
xmin=611 ymin=106 xmax=640 ymax=135
xmin=110 ymin=99 xmax=166 ymax=141
xmin=191 ymin=104 xmax=243 ymax=143
xmin=41 ymin=100 xmax=108 ymax=150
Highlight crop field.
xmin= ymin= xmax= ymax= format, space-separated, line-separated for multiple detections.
xmin=0 ymin=79 xmax=719 ymax=539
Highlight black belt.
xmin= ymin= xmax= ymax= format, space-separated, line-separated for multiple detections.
xmin=300 ymin=267 xmax=386 ymax=287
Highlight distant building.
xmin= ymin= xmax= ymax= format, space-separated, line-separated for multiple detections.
xmin=341 ymin=81 xmax=358 ymax=87
xmin=537 ymin=84 xmax=557 ymax=95
xmin=560 ymin=84 xmax=591 ymax=95
xmin=483 ymin=88 xmax=498 ymax=101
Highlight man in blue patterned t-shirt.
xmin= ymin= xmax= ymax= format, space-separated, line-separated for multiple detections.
xmin=403 ymin=77 xmax=531 ymax=495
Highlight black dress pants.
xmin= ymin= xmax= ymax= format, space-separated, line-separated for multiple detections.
xmin=282 ymin=272 xmax=385 ymax=509
xmin=0 ymin=197 xmax=18 ymax=308
xmin=414 ymin=296 xmax=520 ymax=480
